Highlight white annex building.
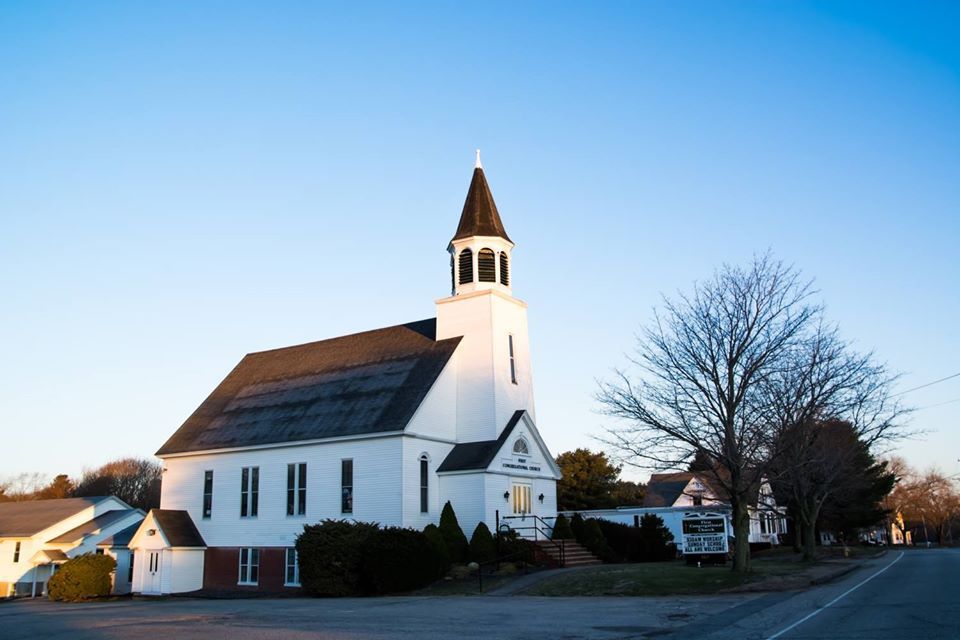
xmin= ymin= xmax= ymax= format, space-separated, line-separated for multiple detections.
xmin=0 ymin=497 xmax=144 ymax=597
xmin=130 ymin=157 xmax=561 ymax=593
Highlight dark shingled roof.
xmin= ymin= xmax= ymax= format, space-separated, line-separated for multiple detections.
xmin=0 ymin=497 xmax=109 ymax=537
xmin=97 ymin=521 xmax=142 ymax=547
xmin=643 ymin=472 xmax=727 ymax=507
xmin=49 ymin=509 xmax=139 ymax=543
xmin=452 ymin=167 xmax=511 ymax=243
xmin=437 ymin=410 xmax=524 ymax=472
xmin=151 ymin=510 xmax=206 ymax=548
xmin=157 ymin=319 xmax=461 ymax=455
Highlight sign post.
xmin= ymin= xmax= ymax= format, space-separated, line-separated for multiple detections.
xmin=681 ymin=512 xmax=729 ymax=565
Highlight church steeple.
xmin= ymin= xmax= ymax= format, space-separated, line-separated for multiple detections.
xmin=451 ymin=150 xmax=512 ymax=244
xmin=448 ymin=152 xmax=514 ymax=296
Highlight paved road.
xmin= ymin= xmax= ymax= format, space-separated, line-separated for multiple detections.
xmin=2 ymin=548 xmax=957 ymax=639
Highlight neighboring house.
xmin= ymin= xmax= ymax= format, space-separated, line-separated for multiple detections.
xmin=0 ymin=497 xmax=145 ymax=597
xmin=130 ymin=157 xmax=561 ymax=594
xmin=567 ymin=471 xmax=788 ymax=551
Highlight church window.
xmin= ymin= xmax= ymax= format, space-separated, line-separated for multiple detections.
xmin=13 ymin=542 xmax=20 ymax=563
xmin=238 ymin=548 xmax=259 ymax=585
xmin=202 ymin=470 xmax=213 ymax=519
xmin=341 ymin=459 xmax=353 ymax=514
xmin=458 ymin=249 xmax=473 ymax=285
xmin=285 ymin=548 xmax=300 ymax=586
xmin=513 ymin=438 xmax=529 ymax=455
xmin=287 ymin=463 xmax=306 ymax=516
xmin=478 ymin=248 xmax=496 ymax=282
xmin=508 ymin=334 xmax=517 ymax=384
xmin=419 ymin=454 xmax=429 ymax=513
xmin=241 ymin=466 xmax=259 ymax=518
xmin=499 ymin=252 xmax=509 ymax=286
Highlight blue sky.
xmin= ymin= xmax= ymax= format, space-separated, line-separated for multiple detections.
xmin=1 ymin=1 xmax=958 ymax=482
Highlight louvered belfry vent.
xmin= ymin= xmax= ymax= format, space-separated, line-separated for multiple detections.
xmin=478 ymin=248 xmax=496 ymax=282
xmin=499 ymin=252 xmax=509 ymax=286
xmin=458 ymin=248 xmax=474 ymax=285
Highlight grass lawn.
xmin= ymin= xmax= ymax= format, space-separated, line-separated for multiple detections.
xmin=522 ymin=559 xmax=823 ymax=597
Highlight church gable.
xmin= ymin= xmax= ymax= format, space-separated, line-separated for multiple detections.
xmin=437 ymin=410 xmax=560 ymax=479
xmin=157 ymin=320 xmax=461 ymax=456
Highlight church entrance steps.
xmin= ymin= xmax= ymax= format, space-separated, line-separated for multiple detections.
xmin=533 ymin=540 xmax=602 ymax=567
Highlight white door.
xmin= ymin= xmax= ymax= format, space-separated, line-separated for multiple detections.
xmin=511 ymin=482 xmax=532 ymax=515
xmin=145 ymin=551 xmax=163 ymax=594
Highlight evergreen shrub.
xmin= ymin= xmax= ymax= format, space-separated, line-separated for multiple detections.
xmin=361 ymin=527 xmax=443 ymax=594
xmin=551 ymin=514 xmax=574 ymax=540
xmin=469 ymin=522 xmax=496 ymax=563
xmin=297 ymin=519 xmax=378 ymax=596
xmin=438 ymin=501 xmax=469 ymax=563
xmin=47 ymin=553 xmax=116 ymax=602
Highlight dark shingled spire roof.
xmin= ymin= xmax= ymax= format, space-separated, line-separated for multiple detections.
xmin=451 ymin=167 xmax=511 ymax=243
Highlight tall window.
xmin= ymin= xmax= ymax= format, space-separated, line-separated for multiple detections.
xmin=285 ymin=548 xmax=300 ymax=586
xmin=508 ymin=335 xmax=517 ymax=384
xmin=203 ymin=470 xmax=214 ymax=518
xmin=238 ymin=548 xmax=259 ymax=585
xmin=128 ymin=553 xmax=134 ymax=582
xmin=499 ymin=252 xmax=509 ymax=286
xmin=478 ymin=248 xmax=496 ymax=282
xmin=341 ymin=459 xmax=354 ymax=514
xmin=241 ymin=466 xmax=259 ymax=517
xmin=419 ymin=455 xmax=429 ymax=513
xmin=458 ymin=249 xmax=473 ymax=284
xmin=13 ymin=541 xmax=20 ymax=563
xmin=287 ymin=463 xmax=307 ymax=516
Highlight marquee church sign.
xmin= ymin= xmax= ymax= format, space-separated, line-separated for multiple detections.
xmin=681 ymin=512 xmax=729 ymax=555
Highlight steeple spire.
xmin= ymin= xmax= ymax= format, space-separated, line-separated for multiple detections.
xmin=452 ymin=153 xmax=511 ymax=243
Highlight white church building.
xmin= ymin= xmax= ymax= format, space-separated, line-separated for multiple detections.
xmin=130 ymin=156 xmax=561 ymax=593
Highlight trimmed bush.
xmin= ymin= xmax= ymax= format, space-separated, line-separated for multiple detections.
xmin=423 ymin=523 xmax=451 ymax=574
xmin=361 ymin=527 xmax=442 ymax=594
xmin=637 ymin=514 xmax=676 ymax=561
xmin=47 ymin=553 xmax=116 ymax=601
xmin=496 ymin=529 xmax=538 ymax=565
xmin=570 ymin=512 xmax=586 ymax=541
xmin=469 ymin=522 xmax=496 ymax=563
xmin=579 ymin=518 xmax=617 ymax=563
xmin=297 ymin=519 xmax=378 ymax=596
xmin=551 ymin=514 xmax=574 ymax=540
xmin=438 ymin=501 xmax=469 ymax=563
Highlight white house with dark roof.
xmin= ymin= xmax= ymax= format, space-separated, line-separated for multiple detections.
xmin=0 ymin=497 xmax=144 ymax=597
xmin=130 ymin=156 xmax=561 ymax=594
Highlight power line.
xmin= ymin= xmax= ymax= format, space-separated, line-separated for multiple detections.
xmin=894 ymin=372 xmax=960 ymax=397
xmin=915 ymin=397 xmax=960 ymax=411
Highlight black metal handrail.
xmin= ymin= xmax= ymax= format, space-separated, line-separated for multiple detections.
xmin=497 ymin=513 xmax=565 ymax=567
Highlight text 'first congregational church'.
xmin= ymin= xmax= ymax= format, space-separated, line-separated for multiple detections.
xmin=128 ymin=155 xmax=561 ymax=594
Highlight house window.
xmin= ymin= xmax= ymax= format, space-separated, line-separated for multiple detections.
xmin=692 ymin=493 xmax=703 ymax=506
xmin=341 ymin=459 xmax=353 ymax=514
xmin=285 ymin=548 xmax=300 ymax=586
xmin=95 ymin=548 xmax=104 ymax=555
xmin=203 ymin=470 xmax=214 ymax=518
xmin=478 ymin=248 xmax=496 ymax=282
xmin=513 ymin=438 xmax=529 ymax=455
xmin=508 ymin=335 xmax=517 ymax=384
xmin=287 ymin=463 xmax=307 ymax=516
xmin=458 ymin=249 xmax=473 ymax=285
xmin=238 ymin=548 xmax=260 ymax=585
xmin=128 ymin=553 xmax=135 ymax=583
xmin=13 ymin=542 xmax=20 ymax=563
xmin=241 ymin=466 xmax=259 ymax=517
xmin=419 ymin=455 xmax=429 ymax=513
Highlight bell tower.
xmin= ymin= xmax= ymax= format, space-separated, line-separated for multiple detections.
xmin=449 ymin=151 xmax=514 ymax=297
xmin=436 ymin=152 xmax=535 ymax=442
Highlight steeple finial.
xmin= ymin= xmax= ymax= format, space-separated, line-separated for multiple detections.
xmin=475 ymin=149 xmax=482 ymax=169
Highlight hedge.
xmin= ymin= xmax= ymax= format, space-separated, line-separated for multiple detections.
xmin=297 ymin=519 xmax=378 ymax=596
xmin=423 ymin=523 xmax=451 ymax=574
xmin=47 ymin=553 xmax=116 ymax=601
xmin=361 ymin=527 xmax=444 ymax=594
xmin=438 ymin=501 xmax=469 ymax=564
xmin=551 ymin=514 xmax=573 ymax=540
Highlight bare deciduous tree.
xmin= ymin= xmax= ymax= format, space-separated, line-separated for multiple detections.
xmin=73 ymin=458 xmax=162 ymax=511
xmin=597 ymin=254 xmax=819 ymax=572
xmin=764 ymin=326 xmax=906 ymax=560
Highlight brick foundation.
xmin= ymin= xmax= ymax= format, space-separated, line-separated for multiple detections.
xmin=203 ymin=547 xmax=301 ymax=593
